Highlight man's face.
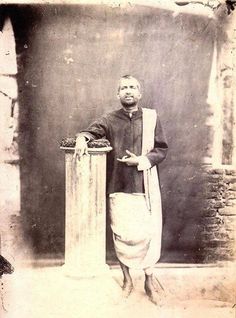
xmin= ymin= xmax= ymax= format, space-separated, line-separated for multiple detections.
xmin=117 ymin=78 xmax=142 ymax=108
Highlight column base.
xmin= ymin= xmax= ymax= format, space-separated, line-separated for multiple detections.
xmin=62 ymin=263 xmax=111 ymax=279
xmin=61 ymin=263 xmax=122 ymax=308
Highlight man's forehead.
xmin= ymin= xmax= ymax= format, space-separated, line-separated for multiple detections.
xmin=119 ymin=78 xmax=140 ymax=88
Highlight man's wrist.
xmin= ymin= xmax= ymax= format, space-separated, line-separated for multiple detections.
xmin=76 ymin=133 xmax=90 ymax=143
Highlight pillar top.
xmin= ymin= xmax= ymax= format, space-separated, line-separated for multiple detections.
xmin=60 ymin=146 xmax=112 ymax=155
xmin=60 ymin=137 xmax=112 ymax=154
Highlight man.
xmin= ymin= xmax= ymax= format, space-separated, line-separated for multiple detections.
xmin=75 ymin=75 xmax=168 ymax=304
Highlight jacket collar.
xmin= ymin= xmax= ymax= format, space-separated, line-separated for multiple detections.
xmin=115 ymin=106 xmax=143 ymax=119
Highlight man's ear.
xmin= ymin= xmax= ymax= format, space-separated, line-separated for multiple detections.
xmin=117 ymin=93 xmax=120 ymax=100
xmin=138 ymin=92 xmax=142 ymax=99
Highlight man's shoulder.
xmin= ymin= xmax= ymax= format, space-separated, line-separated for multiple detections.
xmin=102 ymin=108 xmax=124 ymax=120
xmin=101 ymin=107 xmax=157 ymax=120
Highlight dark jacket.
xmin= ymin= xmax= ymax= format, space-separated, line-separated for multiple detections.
xmin=79 ymin=107 xmax=168 ymax=194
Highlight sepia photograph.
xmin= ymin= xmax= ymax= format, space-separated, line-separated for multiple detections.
xmin=0 ymin=1 xmax=235 ymax=317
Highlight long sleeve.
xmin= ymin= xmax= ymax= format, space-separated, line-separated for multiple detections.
xmin=137 ymin=115 xmax=168 ymax=171
xmin=146 ymin=115 xmax=168 ymax=166
xmin=76 ymin=116 xmax=108 ymax=141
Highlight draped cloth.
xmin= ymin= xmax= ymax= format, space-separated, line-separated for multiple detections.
xmin=109 ymin=108 xmax=162 ymax=269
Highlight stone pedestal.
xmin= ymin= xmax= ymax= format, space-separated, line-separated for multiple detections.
xmin=61 ymin=146 xmax=112 ymax=277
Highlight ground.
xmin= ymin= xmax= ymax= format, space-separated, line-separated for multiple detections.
xmin=0 ymin=263 xmax=235 ymax=318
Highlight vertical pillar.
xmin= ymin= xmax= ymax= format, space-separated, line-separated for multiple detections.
xmin=211 ymin=41 xmax=224 ymax=168
xmin=206 ymin=13 xmax=236 ymax=168
xmin=62 ymin=146 xmax=112 ymax=277
xmin=231 ymin=21 xmax=236 ymax=167
xmin=205 ymin=40 xmax=220 ymax=166
xmin=0 ymin=17 xmax=21 ymax=260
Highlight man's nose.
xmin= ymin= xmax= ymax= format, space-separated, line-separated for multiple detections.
xmin=125 ymin=89 xmax=132 ymax=95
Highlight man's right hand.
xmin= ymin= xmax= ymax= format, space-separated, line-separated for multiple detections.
xmin=74 ymin=135 xmax=88 ymax=160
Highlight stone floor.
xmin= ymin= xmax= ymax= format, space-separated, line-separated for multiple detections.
xmin=0 ymin=263 xmax=235 ymax=318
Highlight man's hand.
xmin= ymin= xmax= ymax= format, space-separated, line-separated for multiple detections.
xmin=117 ymin=150 xmax=139 ymax=166
xmin=74 ymin=135 xmax=88 ymax=160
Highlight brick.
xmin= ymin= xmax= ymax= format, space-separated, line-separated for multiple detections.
xmin=201 ymin=240 xmax=217 ymax=248
xmin=225 ymin=169 xmax=236 ymax=176
xmin=226 ymin=232 xmax=236 ymax=240
xmin=208 ymin=183 xmax=227 ymax=192
xmin=201 ymin=233 xmax=216 ymax=241
xmin=217 ymin=246 xmax=236 ymax=255
xmin=205 ymin=192 xmax=223 ymax=200
xmin=202 ymin=231 xmax=233 ymax=243
xmin=220 ymin=193 xmax=227 ymax=199
xmin=216 ymin=253 xmax=235 ymax=261
xmin=210 ymin=169 xmax=225 ymax=175
xmin=227 ymin=191 xmax=236 ymax=202
xmin=203 ymin=216 xmax=223 ymax=225
xmin=214 ymin=201 xmax=226 ymax=209
xmin=223 ymin=215 xmax=236 ymax=222
xmin=225 ymin=200 xmax=235 ymax=206
xmin=224 ymin=176 xmax=236 ymax=183
xmin=201 ymin=248 xmax=220 ymax=262
xmin=223 ymin=216 xmax=236 ymax=230
xmin=213 ymin=231 xmax=230 ymax=240
xmin=215 ymin=246 xmax=234 ymax=253
xmin=203 ymin=209 xmax=217 ymax=217
xmin=220 ymin=206 xmax=236 ymax=215
xmin=203 ymin=200 xmax=215 ymax=210
xmin=211 ymin=240 xmax=229 ymax=248
xmin=205 ymin=199 xmax=226 ymax=210
xmin=225 ymin=227 xmax=236 ymax=233
xmin=225 ymin=228 xmax=236 ymax=234
xmin=229 ymin=183 xmax=236 ymax=191
xmin=223 ymin=220 xmax=234 ymax=227
xmin=203 ymin=224 xmax=220 ymax=231
xmin=207 ymin=175 xmax=224 ymax=183
xmin=226 ymin=191 xmax=236 ymax=200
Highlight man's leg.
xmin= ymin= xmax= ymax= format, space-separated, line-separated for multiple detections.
xmin=144 ymin=267 xmax=164 ymax=305
xmin=119 ymin=261 xmax=134 ymax=297
xmin=144 ymin=267 xmax=156 ymax=296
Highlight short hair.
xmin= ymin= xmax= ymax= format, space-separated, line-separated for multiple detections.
xmin=117 ymin=75 xmax=141 ymax=92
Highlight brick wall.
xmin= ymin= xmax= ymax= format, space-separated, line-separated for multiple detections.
xmin=201 ymin=167 xmax=236 ymax=262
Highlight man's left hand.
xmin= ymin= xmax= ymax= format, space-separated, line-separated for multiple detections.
xmin=117 ymin=150 xmax=139 ymax=166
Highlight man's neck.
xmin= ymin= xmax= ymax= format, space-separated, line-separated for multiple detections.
xmin=122 ymin=105 xmax=139 ymax=113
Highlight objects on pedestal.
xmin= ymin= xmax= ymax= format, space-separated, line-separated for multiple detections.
xmin=61 ymin=138 xmax=112 ymax=277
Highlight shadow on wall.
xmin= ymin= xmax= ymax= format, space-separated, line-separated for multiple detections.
xmin=7 ymin=4 xmax=217 ymax=262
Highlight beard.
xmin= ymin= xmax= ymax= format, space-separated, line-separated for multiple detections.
xmin=120 ymin=99 xmax=138 ymax=108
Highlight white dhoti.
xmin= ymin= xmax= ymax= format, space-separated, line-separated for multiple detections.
xmin=109 ymin=191 xmax=162 ymax=269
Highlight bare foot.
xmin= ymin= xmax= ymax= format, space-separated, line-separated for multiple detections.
xmin=122 ymin=281 xmax=134 ymax=298
xmin=144 ymin=276 xmax=162 ymax=306
xmin=151 ymin=276 xmax=165 ymax=293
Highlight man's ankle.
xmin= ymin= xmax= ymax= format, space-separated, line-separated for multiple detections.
xmin=123 ymin=277 xmax=133 ymax=285
xmin=145 ymin=273 xmax=153 ymax=281
xmin=144 ymin=267 xmax=154 ymax=276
